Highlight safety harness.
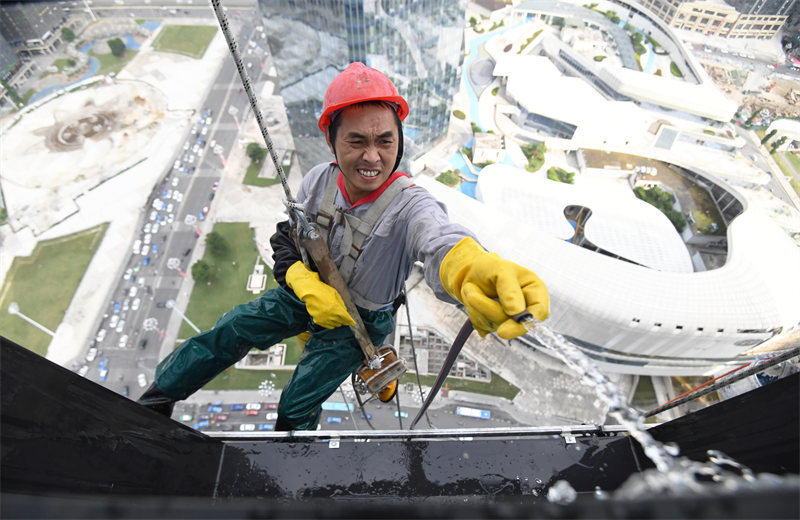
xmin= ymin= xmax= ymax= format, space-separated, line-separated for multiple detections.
xmin=316 ymin=171 xmax=413 ymax=311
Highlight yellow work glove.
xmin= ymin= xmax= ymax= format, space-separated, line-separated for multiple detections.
xmin=440 ymin=237 xmax=549 ymax=339
xmin=286 ymin=261 xmax=356 ymax=329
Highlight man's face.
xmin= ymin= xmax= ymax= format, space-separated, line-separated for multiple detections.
xmin=326 ymin=103 xmax=399 ymax=203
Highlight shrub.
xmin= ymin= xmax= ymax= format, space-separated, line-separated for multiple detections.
xmin=547 ymin=166 xmax=575 ymax=184
xmin=107 ymin=37 xmax=126 ymax=58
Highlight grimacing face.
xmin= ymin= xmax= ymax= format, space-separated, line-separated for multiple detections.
xmin=326 ymin=103 xmax=400 ymax=203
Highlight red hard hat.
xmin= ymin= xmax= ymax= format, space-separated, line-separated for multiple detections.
xmin=318 ymin=62 xmax=409 ymax=133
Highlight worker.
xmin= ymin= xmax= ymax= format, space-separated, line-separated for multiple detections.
xmin=137 ymin=62 xmax=550 ymax=430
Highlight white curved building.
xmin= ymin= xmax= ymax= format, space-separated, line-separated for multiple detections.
xmin=416 ymin=161 xmax=800 ymax=376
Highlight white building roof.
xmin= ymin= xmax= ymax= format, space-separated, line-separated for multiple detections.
xmin=416 ymin=173 xmax=800 ymax=363
xmin=475 ymin=164 xmax=693 ymax=272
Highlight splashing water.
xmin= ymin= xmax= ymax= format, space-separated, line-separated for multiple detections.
xmin=522 ymin=320 xmax=797 ymax=501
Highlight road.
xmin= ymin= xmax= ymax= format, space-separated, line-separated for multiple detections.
xmin=80 ymin=10 xmax=270 ymax=397
xmin=172 ymin=389 xmax=524 ymax=433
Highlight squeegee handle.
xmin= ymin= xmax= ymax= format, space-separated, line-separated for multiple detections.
xmin=300 ymin=234 xmax=379 ymax=361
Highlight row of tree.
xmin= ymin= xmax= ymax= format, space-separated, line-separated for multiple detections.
xmin=191 ymin=232 xmax=229 ymax=284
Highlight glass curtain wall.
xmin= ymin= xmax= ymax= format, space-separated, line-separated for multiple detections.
xmin=259 ymin=0 xmax=467 ymax=170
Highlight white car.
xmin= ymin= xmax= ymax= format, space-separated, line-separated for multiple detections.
xmin=96 ymin=329 xmax=107 ymax=342
xmin=132 ymin=239 xmax=142 ymax=255
xmin=78 ymin=365 xmax=90 ymax=377
xmin=265 ymin=412 xmax=278 ymax=421
xmin=174 ymin=192 xmax=183 ymax=203
xmin=245 ymin=402 xmax=261 ymax=410
xmin=143 ymin=233 xmax=152 ymax=245
xmin=141 ymin=245 xmax=149 ymax=256
xmin=129 ymin=286 xmax=138 ymax=298
xmin=109 ymin=314 xmax=120 ymax=329
xmin=122 ymin=298 xmax=130 ymax=311
xmin=137 ymin=373 xmax=148 ymax=387
xmin=183 ymin=141 xmax=190 ymax=150
xmin=167 ymin=213 xmax=175 ymax=224
xmin=166 ymin=203 xmax=174 ymax=213
xmin=171 ymin=177 xmax=179 ymax=187
xmin=115 ymin=319 xmax=125 ymax=333
xmin=144 ymin=223 xmax=152 ymax=234
xmin=131 ymin=298 xmax=141 ymax=311
xmin=151 ymin=222 xmax=160 ymax=234
xmin=86 ymin=347 xmax=98 ymax=362
xmin=172 ymin=190 xmax=181 ymax=200
xmin=192 ymin=144 xmax=200 ymax=154
xmin=119 ymin=334 xmax=129 ymax=348
xmin=123 ymin=268 xmax=132 ymax=281
xmin=173 ymin=159 xmax=181 ymax=169
xmin=149 ymin=210 xmax=158 ymax=221
xmin=239 ymin=423 xmax=256 ymax=431
xmin=137 ymin=277 xmax=145 ymax=287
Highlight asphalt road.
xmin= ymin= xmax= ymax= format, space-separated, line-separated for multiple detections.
xmin=81 ymin=10 xmax=269 ymax=398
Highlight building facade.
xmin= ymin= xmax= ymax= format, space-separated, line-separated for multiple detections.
xmin=0 ymin=2 xmax=66 ymax=54
xmin=258 ymin=0 xmax=467 ymax=169
xmin=635 ymin=0 xmax=796 ymax=39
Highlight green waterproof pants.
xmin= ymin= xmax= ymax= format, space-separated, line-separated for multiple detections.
xmin=154 ymin=287 xmax=394 ymax=430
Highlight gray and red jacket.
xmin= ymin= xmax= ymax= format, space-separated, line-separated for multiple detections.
xmin=270 ymin=162 xmax=476 ymax=311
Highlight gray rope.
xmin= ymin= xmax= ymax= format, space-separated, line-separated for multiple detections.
xmin=210 ymin=0 xmax=295 ymax=205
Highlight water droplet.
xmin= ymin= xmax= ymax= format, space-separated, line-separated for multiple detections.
xmin=547 ymin=479 xmax=577 ymax=505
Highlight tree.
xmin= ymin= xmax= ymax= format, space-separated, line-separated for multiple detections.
xmin=761 ymin=129 xmax=777 ymax=144
xmin=107 ymin=37 xmax=126 ymax=58
xmin=770 ymin=136 xmax=787 ymax=153
xmin=205 ymin=231 xmax=229 ymax=258
xmin=61 ymin=27 xmax=76 ymax=43
xmin=192 ymin=260 xmax=213 ymax=284
xmin=246 ymin=142 xmax=267 ymax=163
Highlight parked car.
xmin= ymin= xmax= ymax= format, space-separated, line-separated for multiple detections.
xmin=258 ymin=423 xmax=274 ymax=431
xmin=208 ymin=405 xmax=223 ymax=413
xmin=96 ymin=329 xmax=107 ymax=342
xmin=99 ymin=368 xmax=109 ymax=382
xmin=109 ymin=315 xmax=120 ymax=329
xmin=78 ymin=365 xmax=89 ymax=377
xmin=118 ymin=334 xmax=129 ymax=348
xmin=239 ymin=423 xmax=256 ymax=431
xmin=229 ymin=404 xmax=245 ymax=411
xmin=131 ymin=298 xmax=141 ymax=311
xmin=137 ymin=373 xmax=148 ymax=387
xmin=245 ymin=402 xmax=261 ymax=410
xmin=85 ymin=347 xmax=98 ymax=362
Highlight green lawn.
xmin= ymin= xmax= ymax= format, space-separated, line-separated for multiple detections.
xmin=173 ymin=222 xmax=303 ymax=390
xmin=89 ymin=48 xmax=139 ymax=76
xmin=152 ymin=25 xmax=217 ymax=59
xmin=243 ymin=158 xmax=284 ymax=187
xmin=773 ymin=153 xmax=800 ymax=197
xmin=0 ymin=224 xmax=108 ymax=356
xmin=203 ymin=367 xmax=296 ymax=391
xmin=401 ymin=372 xmax=520 ymax=400
xmin=177 ymin=222 xmax=275 ymax=336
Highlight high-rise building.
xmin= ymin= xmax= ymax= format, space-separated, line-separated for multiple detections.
xmin=635 ymin=0 xmax=795 ymax=39
xmin=258 ymin=0 xmax=467 ymax=171
xmin=0 ymin=2 xmax=66 ymax=54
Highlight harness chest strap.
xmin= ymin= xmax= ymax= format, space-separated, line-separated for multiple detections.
xmin=316 ymin=173 xmax=413 ymax=306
